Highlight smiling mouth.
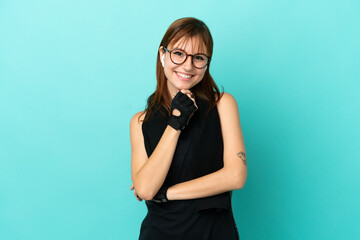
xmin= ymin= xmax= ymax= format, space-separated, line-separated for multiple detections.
xmin=175 ymin=71 xmax=193 ymax=80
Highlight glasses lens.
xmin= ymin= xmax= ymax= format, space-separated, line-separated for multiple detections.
xmin=193 ymin=54 xmax=208 ymax=68
xmin=170 ymin=49 xmax=186 ymax=64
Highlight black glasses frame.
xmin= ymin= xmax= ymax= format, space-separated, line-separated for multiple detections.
xmin=163 ymin=47 xmax=211 ymax=69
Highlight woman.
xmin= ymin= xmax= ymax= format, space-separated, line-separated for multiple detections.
xmin=130 ymin=17 xmax=247 ymax=239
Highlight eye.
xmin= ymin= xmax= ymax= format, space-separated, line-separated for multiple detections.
xmin=173 ymin=51 xmax=184 ymax=56
xmin=194 ymin=55 xmax=206 ymax=61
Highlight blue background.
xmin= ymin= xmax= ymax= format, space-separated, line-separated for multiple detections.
xmin=0 ymin=0 xmax=359 ymax=239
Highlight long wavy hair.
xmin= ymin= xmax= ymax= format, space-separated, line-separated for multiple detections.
xmin=139 ymin=17 xmax=224 ymax=122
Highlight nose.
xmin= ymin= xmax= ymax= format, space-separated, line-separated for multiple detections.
xmin=182 ymin=55 xmax=194 ymax=71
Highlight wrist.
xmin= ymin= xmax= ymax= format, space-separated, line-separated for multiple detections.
xmin=167 ymin=117 xmax=182 ymax=131
xmin=166 ymin=124 xmax=181 ymax=133
xmin=166 ymin=186 xmax=175 ymax=201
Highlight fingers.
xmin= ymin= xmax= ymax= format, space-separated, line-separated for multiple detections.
xmin=179 ymin=90 xmax=197 ymax=107
xmin=180 ymin=89 xmax=194 ymax=100
xmin=130 ymin=179 xmax=142 ymax=201
xmin=189 ymin=104 xmax=197 ymax=112
xmin=134 ymin=191 xmax=142 ymax=201
xmin=183 ymin=98 xmax=194 ymax=107
xmin=130 ymin=185 xmax=142 ymax=201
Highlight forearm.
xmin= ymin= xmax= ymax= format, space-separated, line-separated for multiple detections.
xmin=166 ymin=167 xmax=246 ymax=200
xmin=134 ymin=125 xmax=180 ymax=200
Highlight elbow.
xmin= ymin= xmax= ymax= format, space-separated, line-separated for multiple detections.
xmin=231 ymin=169 xmax=247 ymax=190
xmin=138 ymin=194 xmax=154 ymax=201
xmin=234 ymin=178 xmax=246 ymax=189
xmin=134 ymin=186 xmax=156 ymax=201
xmin=135 ymin=190 xmax=154 ymax=201
xmin=132 ymin=175 xmax=156 ymax=200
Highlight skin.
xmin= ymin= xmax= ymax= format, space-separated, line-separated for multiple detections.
xmin=160 ymin=36 xmax=207 ymax=106
xmin=130 ymin=36 xmax=247 ymax=201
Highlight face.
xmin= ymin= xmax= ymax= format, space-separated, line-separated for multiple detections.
xmin=159 ymin=36 xmax=208 ymax=98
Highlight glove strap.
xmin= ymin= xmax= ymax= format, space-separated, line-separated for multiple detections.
xmin=167 ymin=117 xmax=182 ymax=131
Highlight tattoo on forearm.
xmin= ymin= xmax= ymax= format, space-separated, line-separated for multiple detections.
xmin=237 ymin=152 xmax=247 ymax=166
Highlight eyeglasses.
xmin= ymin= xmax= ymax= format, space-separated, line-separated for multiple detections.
xmin=163 ymin=47 xmax=211 ymax=69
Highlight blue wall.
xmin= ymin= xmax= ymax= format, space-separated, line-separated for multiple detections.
xmin=0 ymin=0 xmax=359 ymax=239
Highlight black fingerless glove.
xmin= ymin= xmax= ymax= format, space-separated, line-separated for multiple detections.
xmin=167 ymin=91 xmax=198 ymax=131
xmin=151 ymin=186 xmax=169 ymax=203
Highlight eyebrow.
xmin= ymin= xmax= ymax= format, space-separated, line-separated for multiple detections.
xmin=171 ymin=47 xmax=207 ymax=55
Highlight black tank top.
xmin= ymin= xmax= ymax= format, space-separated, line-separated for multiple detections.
xmin=139 ymin=94 xmax=239 ymax=240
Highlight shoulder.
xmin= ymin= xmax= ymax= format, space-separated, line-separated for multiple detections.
xmin=130 ymin=111 xmax=146 ymax=130
xmin=216 ymin=92 xmax=239 ymax=113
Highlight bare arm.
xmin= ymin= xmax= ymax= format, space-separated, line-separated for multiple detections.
xmin=130 ymin=113 xmax=180 ymax=201
xmin=130 ymin=90 xmax=197 ymax=201
xmin=166 ymin=92 xmax=247 ymax=200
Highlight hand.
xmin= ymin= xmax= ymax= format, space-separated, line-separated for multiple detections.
xmin=167 ymin=90 xmax=198 ymax=131
xmin=130 ymin=178 xmax=142 ymax=202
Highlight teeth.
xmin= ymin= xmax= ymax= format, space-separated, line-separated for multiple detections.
xmin=177 ymin=72 xmax=192 ymax=79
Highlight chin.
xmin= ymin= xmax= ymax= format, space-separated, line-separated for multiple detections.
xmin=176 ymin=84 xmax=194 ymax=90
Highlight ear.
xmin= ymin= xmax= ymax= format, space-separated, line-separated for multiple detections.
xmin=159 ymin=46 xmax=165 ymax=57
